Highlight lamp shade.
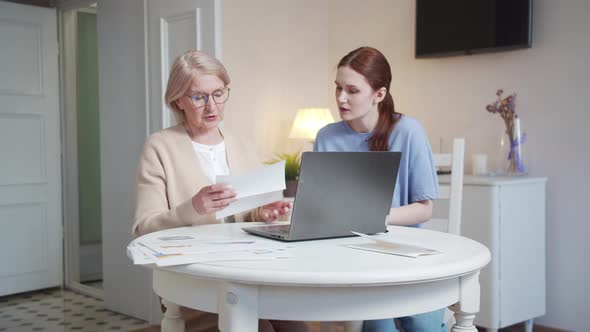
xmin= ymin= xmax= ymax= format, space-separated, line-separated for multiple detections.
xmin=288 ymin=108 xmax=335 ymax=141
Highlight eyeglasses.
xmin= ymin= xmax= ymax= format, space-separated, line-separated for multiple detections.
xmin=184 ymin=87 xmax=230 ymax=108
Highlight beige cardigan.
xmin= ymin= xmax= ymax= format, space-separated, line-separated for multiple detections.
xmin=132 ymin=125 xmax=261 ymax=237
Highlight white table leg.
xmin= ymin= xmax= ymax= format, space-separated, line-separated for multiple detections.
xmin=450 ymin=272 xmax=480 ymax=332
xmin=218 ymin=282 xmax=259 ymax=332
xmin=161 ymin=299 xmax=185 ymax=332
xmin=524 ymin=319 xmax=534 ymax=332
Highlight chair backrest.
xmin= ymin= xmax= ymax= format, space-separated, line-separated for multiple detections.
xmin=426 ymin=138 xmax=465 ymax=235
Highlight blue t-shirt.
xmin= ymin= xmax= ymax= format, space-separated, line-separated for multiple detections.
xmin=314 ymin=115 xmax=439 ymax=209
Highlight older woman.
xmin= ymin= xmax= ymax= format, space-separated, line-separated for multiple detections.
xmin=133 ymin=50 xmax=306 ymax=332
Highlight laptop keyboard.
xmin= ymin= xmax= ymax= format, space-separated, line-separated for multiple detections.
xmin=255 ymin=224 xmax=291 ymax=235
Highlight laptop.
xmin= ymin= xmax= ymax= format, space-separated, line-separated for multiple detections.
xmin=242 ymin=151 xmax=401 ymax=242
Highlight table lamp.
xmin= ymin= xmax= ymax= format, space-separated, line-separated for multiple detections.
xmin=288 ymin=108 xmax=335 ymax=142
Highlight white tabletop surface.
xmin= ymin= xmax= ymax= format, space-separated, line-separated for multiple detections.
xmin=133 ymin=222 xmax=491 ymax=287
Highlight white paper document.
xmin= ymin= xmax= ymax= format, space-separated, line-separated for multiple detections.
xmin=215 ymin=161 xmax=286 ymax=219
xmin=127 ymin=235 xmax=294 ymax=266
xmin=127 ymin=244 xmax=155 ymax=265
xmin=149 ymin=248 xmax=293 ymax=267
xmin=138 ymin=235 xmax=282 ymax=255
xmin=347 ymin=231 xmax=441 ymax=258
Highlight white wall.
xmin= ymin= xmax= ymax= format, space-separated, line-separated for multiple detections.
xmin=222 ymin=0 xmax=332 ymax=158
xmin=97 ymin=0 xmax=152 ymax=320
xmin=222 ymin=0 xmax=589 ymax=331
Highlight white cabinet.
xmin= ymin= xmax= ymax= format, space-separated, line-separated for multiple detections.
xmin=435 ymin=176 xmax=547 ymax=332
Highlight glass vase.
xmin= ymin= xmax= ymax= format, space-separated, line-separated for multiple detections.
xmin=496 ymin=120 xmax=527 ymax=176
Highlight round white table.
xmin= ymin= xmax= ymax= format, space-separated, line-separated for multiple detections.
xmin=133 ymin=223 xmax=490 ymax=332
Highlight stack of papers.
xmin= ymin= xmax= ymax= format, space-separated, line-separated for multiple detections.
xmin=347 ymin=232 xmax=442 ymax=258
xmin=127 ymin=162 xmax=292 ymax=267
xmin=127 ymin=235 xmax=293 ymax=267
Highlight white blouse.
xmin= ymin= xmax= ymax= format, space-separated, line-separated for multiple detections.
xmin=191 ymin=140 xmax=230 ymax=184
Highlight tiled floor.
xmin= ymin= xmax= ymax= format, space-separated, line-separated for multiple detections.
xmin=0 ymin=287 xmax=150 ymax=332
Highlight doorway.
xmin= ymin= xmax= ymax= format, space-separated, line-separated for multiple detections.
xmin=59 ymin=2 xmax=103 ymax=299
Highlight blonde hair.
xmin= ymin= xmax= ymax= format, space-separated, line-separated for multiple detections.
xmin=165 ymin=50 xmax=230 ymax=124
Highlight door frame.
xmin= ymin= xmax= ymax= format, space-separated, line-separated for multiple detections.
xmin=58 ymin=0 xmax=103 ymax=300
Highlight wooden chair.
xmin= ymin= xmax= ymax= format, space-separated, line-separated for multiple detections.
xmin=422 ymin=137 xmax=465 ymax=331
xmin=318 ymin=138 xmax=465 ymax=332
xmin=423 ymin=137 xmax=465 ymax=235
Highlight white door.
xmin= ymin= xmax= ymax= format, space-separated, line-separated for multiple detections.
xmin=97 ymin=0 xmax=219 ymax=321
xmin=0 ymin=2 xmax=61 ymax=296
xmin=147 ymin=0 xmax=221 ymax=132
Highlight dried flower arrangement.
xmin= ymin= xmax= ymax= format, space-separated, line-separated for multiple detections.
xmin=486 ymin=89 xmax=526 ymax=174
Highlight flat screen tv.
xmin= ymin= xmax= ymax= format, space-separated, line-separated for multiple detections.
xmin=415 ymin=0 xmax=533 ymax=58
